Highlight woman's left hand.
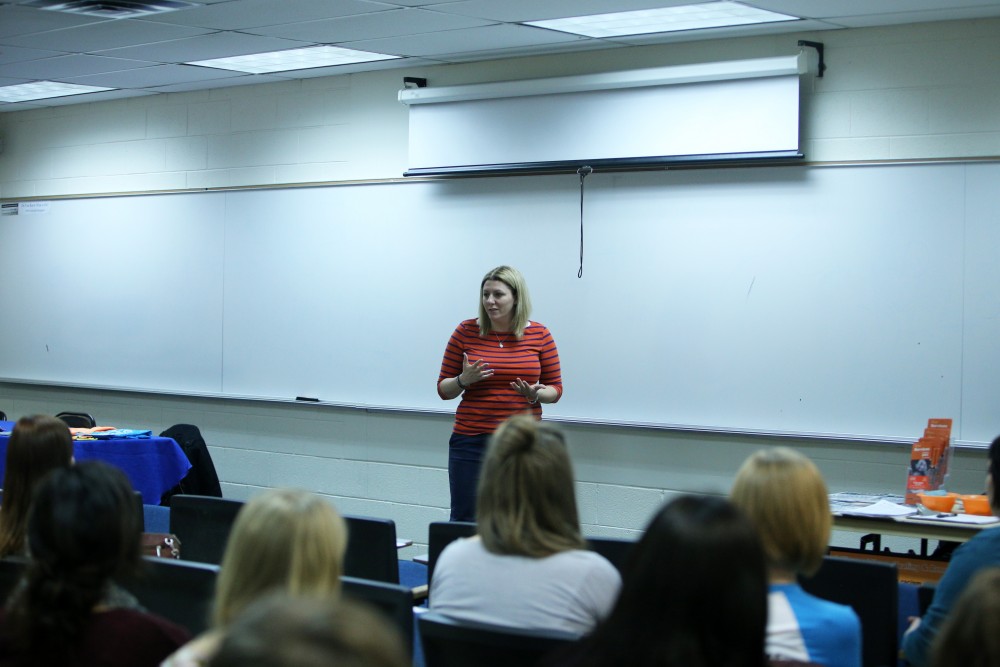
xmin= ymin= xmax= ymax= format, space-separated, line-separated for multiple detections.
xmin=511 ymin=378 xmax=545 ymax=403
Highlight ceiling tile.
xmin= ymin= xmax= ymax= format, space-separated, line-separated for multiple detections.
xmin=248 ymin=7 xmax=494 ymax=43
xmin=345 ymin=22 xmax=589 ymax=58
xmin=94 ymin=32 xmax=310 ymax=63
xmin=1 ymin=17 xmax=213 ymax=51
xmin=141 ymin=0 xmax=396 ymax=30
xmin=0 ymin=4 xmax=103 ymax=39
xmin=64 ymin=62 xmax=246 ymax=88
xmin=0 ymin=43 xmax=63 ymax=65
xmin=0 ymin=54 xmax=157 ymax=79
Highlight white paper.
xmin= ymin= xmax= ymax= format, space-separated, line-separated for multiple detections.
xmin=839 ymin=499 xmax=918 ymax=517
xmin=913 ymin=513 xmax=1000 ymax=525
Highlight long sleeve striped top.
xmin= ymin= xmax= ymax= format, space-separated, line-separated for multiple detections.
xmin=437 ymin=319 xmax=563 ymax=436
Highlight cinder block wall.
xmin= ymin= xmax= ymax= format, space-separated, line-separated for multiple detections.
xmin=2 ymin=18 xmax=998 ymax=554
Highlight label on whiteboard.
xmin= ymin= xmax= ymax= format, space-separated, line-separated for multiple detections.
xmin=0 ymin=202 xmax=50 ymax=216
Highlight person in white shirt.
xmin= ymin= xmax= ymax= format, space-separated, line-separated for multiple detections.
xmin=430 ymin=414 xmax=621 ymax=635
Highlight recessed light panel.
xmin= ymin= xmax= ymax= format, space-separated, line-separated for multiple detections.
xmin=189 ymin=46 xmax=400 ymax=74
xmin=0 ymin=81 xmax=114 ymax=103
xmin=527 ymin=1 xmax=798 ymax=38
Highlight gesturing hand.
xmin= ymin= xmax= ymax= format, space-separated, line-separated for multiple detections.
xmin=461 ymin=353 xmax=493 ymax=385
xmin=511 ymin=377 xmax=544 ymax=403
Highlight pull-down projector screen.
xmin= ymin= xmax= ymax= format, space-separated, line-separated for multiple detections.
xmin=399 ymin=54 xmax=806 ymax=176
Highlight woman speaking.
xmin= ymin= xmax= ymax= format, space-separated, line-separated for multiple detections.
xmin=437 ymin=266 xmax=562 ymax=521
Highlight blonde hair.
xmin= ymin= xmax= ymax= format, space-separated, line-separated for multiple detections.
xmin=477 ymin=265 xmax=532 ymax=338
xmin=730 ymin=447 xmax=831 ymax=576
xmin=212 ymin=489 xmax=347 ymax=627
xmin=476 ymin=415 xmax=584 ymax=557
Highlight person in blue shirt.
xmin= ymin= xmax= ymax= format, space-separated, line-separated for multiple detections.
xmin=902 ymin=434 xmax=1000 ymax=667
xmin=732 ymin=447 xmax=862 ymax=667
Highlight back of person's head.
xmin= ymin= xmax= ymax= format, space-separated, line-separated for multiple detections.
xmin=4 ymin=461 xmax=142 ymax=657
xmin=208 ymin=593 xmax=408 ymax=667
xmin=212 ymin=489 xmax=347 ymax=627
xmin=730 ymin=447 xmax=831 ymax=576
xmin=476 ymin=415 xmax=584 ymax=558
xmin=561 ymin=495 xmax=767 ymax=667
xmin=988 ymin=434 xmax=1000 ymax=513
xmin=930 ymin=567 xmax=1000 ymax=667
xmin=0 ymin=414 xmax=73 ymax=557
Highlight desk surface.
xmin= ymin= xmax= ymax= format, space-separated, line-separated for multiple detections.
xmin=0 ymin=420 xmax=191 ymax=504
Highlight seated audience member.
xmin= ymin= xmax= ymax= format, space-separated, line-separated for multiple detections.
xmin=929 ymin=567 xmax=1000 ymax=667
xmin=731 ymin=447 xmax=862 ymax=667
xmin=553 ymin=494 xmax=768 ymax=667
xmin=902 ymin=434 xmax=1000 ymax=667
xmin=208 ymin=593 xmax=408 ymax=667
xmin=163 ymin=488 xmax=347 ymax=667
xmin=0 ymin=461 xmax=190 ymax=666
xmin=0 ymin=414 xmax=73 ymax=557
xmin=430 ymin=414 xmax=621 ymax=634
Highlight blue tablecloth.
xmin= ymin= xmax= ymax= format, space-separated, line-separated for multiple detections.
xmin=0 ymin=420 xmax=191 ymax=504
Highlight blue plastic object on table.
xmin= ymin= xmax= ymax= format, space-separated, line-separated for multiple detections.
xmin=0 ymin=420 xmax=191 ymax=504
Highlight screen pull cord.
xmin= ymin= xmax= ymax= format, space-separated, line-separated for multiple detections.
xmin=577 ymin=165 xmax=593 ymax=278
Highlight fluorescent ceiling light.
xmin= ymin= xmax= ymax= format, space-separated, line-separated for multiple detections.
xmin=189 ymin=46 xmax=399 ymax=74
xmin=527 ymin=1 xmax=798 ymax=38
xmin=0 ymin=81 xmax=114 ymax=103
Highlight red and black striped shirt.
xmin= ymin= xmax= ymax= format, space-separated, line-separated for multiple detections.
xmin=437 ymin=319 xmax=563 ymax=436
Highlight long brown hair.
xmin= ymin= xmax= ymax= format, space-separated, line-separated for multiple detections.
xmin=0 ymin=415 xmax=73 ymax=557
xmin=476 ymin=415 xmax=584 ymax=557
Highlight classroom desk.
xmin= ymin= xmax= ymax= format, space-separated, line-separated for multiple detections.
xmin=833 ymin=513 xmax=993 ymax=545
xmin=0 ymin=421 xmax=191 ymax=504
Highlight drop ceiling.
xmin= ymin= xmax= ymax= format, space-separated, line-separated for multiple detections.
xmin=1 ymin=0 xmax=999 ymax=112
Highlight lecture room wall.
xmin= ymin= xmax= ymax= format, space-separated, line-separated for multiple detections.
xmin=2 ymin=18 xmax=999 ymax=550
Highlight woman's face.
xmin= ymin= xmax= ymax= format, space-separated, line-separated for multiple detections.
xmin=482 ymin=279 xmax=515 ymax=327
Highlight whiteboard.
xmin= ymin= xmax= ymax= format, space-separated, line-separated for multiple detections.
xmin=1 ymin=162 xmax=996 ymax=444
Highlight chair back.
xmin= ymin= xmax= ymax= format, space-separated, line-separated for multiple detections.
xmin=585 ymin=536 xmax=636 ymax=573
xmin=343 ymin=514 xmax=399 ymax=584
xmin=427 ymin=521 xmax=477 ymax=586
xmin=800 ymin=556 xmax=898 ymax=667
xmin=55 ymin=411 xmax=96 ymax=428
xmin=159 ymin=424 xmax=222 ymax=502
xmin=122 ymin=557 xmax=220 ymax=635
xmin=341 ymin=575 xmax=415 ymax=655
xmin=418 ymin=610 xmax=579 ymax=667
xmin=169 ymin=494 xmax=245 ymax=564
xmin=0 ymin=410 xmax=7 ymax=422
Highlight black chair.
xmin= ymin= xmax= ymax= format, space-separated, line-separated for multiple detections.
xmin=122 ymin=557 xmax=220 ymax=635
xmin=169 ymin=494 xmax=245 ymax=565
xmin=586 ymin=536 xmax=636 ymax=573
xmin=55 ymin=411 xmax=96 ymax=428
xmin=159 ymin=424 xmax=222 ymax=505
xmin=800 ymin=556 xmax=898 ymax=667
xmin=343 ymin=514 xmax=400 ymax=584
xmin=427 ymin=521 xmax=477 ymax=587
xmin=342 ymin=575 xmax=415 ymax=656
xmin=418 ymin=610 xmax=579 ymax=667
xmin=0 ymin=411 xmax=7 ymax=422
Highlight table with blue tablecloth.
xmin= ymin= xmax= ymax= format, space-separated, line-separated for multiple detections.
xmin=0 ymin=420 xmax=191 ymax=504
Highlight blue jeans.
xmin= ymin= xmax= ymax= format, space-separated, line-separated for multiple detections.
xmin=448 ymin=432 xmax=488 ymax=522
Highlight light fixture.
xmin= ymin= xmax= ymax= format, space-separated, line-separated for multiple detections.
xmin=0 ymin=81 xmax=114 ymax=103
xmin=526 ymin=1 xmax=798 ymax=38
xmin=188 ymin=46 xmax=399 ymax=74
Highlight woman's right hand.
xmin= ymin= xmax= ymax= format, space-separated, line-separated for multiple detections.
xmin=460 ymin=353 xmax=493 ymax=385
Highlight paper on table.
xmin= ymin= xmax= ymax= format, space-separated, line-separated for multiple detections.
xmin=839 ymin=499 xmax=918 ymax=517
xmin=910 ymin=513 xmax=1000 ymax=525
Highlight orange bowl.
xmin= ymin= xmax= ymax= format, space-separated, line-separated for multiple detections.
xmin=918 ymin=493 xmax=957 ymax=512
xmin=959 ymin=494 xmax=992 ymax=516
